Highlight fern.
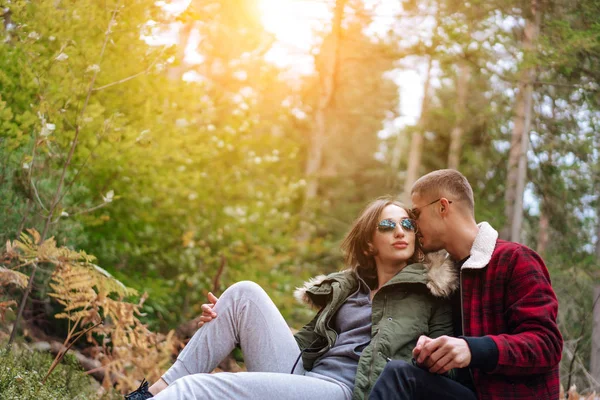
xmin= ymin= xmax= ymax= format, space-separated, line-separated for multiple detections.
xmin=1 ymin=229 xmax=178 ymax=392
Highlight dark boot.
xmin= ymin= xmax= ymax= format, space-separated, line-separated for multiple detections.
xmin=125 ymin=378 xmax=153 ymax=400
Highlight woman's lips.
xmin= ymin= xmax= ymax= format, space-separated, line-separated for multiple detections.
xmin=392 ymin=242 xmax=408 ymax=249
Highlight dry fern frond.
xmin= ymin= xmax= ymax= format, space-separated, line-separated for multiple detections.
xmin=0 ymin=300 xmax=17 ymax=322
xmin=2 ymin=229 xmax=178 ymax=392
xmin=0 ymin=266 xmax=29 ymax=288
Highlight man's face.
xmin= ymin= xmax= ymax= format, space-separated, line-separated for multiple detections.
xmin=411 ymin=192 xmax=445 ymax=252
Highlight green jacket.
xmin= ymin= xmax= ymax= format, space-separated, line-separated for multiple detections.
xmin=293 ymin=252 xmax=458 ymax=400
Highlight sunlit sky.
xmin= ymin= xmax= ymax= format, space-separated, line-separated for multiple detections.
xmin=257 ymin=0 xmax=426 ymax=125
xmin=152 ymin=0 xmax=427 ymax=125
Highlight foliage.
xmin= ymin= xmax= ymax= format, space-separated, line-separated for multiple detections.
xmin=2 ymin=230 xmax=178 ymax=392
xmin=1 ymin=0 xmax=600 ymax=395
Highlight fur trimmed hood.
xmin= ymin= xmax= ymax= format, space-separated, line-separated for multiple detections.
xmin=294 ymin=250 xmax=458 ymax=308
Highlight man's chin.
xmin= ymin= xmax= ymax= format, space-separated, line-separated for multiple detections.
xmin=420 ymin=240 xmax=443 ymax=253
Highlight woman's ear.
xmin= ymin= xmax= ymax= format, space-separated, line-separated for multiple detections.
xmin=365 ymin=243 xmax=377 ymax=256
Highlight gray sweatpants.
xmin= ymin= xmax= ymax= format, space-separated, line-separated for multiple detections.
xmin=153 ymin=281 xmax=353 ymax=400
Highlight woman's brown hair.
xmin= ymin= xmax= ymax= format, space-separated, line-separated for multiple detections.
xmin=340 ymin=196 xmax=424 ymax=281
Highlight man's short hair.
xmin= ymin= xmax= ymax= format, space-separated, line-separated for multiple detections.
xmin=411 ymin=169 xmax=475 ymax=213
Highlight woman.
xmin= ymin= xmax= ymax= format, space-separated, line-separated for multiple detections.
xmin=125 ymin=197 xmax=457 ymax=400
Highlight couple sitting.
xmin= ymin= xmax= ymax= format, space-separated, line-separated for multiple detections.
xmin=126 ymin=169 xmax=563 ymax=400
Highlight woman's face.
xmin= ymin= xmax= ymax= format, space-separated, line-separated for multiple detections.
xmin=371 ymin=204 xmax=416 ymax=268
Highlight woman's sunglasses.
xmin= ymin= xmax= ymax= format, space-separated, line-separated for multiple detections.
xmin=377 ymin=218 xmax=418 ymax=233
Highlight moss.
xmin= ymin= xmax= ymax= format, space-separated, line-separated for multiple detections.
xmin=0 ymin=344 xmax=99 ymax=400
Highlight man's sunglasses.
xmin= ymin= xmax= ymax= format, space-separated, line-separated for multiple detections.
xmin=410 ymin=198 xmax=453 ymax=219
xmin=377 ymin=218 xmax=418 ymax=233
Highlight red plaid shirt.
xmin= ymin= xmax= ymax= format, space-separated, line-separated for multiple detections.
xmin=462 ymin=226 xmax=563 ymax=400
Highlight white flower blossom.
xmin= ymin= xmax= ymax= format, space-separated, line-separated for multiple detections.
xmin=28 ymin=32 xmax=40 ymax=40
xmin=102 ymin=190 xmax=114 ymax=203
xmin=232 ymin=94 xmax=244 ymax=104
xmin=224 ymin=206 xmax=247 ymax=217
xmin=61 ymin=211 xmax=69 ymax=217
xmin=86 ymin=64 xmax=101 ymax=73
xmin=233 ymin=71 xmax=247 ymax=81
xmin=40 ymin=123 xmax=54 ymax=137
xmin=136 ymin=130 xmax=150 ymax=142
xmin=55 ymin=53 xmax=69 ymax=61
xmin=175 ymin=118 xmax=189 ymax=128
xmin=240 ymin=87 xmax=254 ymax=97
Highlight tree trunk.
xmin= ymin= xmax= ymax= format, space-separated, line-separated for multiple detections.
xmin=536 ymin=206 xmax=549 ymax=255
xmin=596 ymin=208 xmax=600 ymax=259
xmin=303 ymin=0 xmax=346 ymax=204
xmin=592 ymin=286 xmax=600 ymax=385
xmin=403 ymin=56 xmax=433 ymax=201
xmin=447 ymin=63 xmax=471 ymax=170
xmin=503 ymin=1 xmax=540 ymax=242
xmin=390 ymin=130 xmax=406 ymax=173
xmin=167 ymin=22 xmax=195 ymax=81
xmin=592 ymin=210 xmax=600 ymax=383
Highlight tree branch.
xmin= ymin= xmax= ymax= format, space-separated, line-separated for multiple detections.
xmin=8 ymin=1 xmax=122 ymax=347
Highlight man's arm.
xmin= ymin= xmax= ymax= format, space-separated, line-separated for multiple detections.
xmin=481 ymin=246 xmax=563 ymax=376
xmin=415 ymin=246 xmax=562 ymax=376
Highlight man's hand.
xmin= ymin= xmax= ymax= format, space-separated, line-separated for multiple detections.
xmin=197 ymin=292 xmax=219 ymax=328
xmin=413 ymin=335 xmax=472 ymax=375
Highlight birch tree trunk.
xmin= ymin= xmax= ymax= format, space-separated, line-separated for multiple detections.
xmin=167 ymin=22 xmax=194 ymax=81
xmin=592 ymin=201 xmax=600 ymax=384
xmin=536 ymin=206 xmax=549 ymax=255
xmin=503 ymin=0 xmax=540 ymax=242
xmin=390 ymin=130 xmax=406 ymax=173
xmin=403 ymin=56 xmax=433 ymax=201
xmin=303 ymin=0 xmax=346 ymax=204
xmin=592 ymin=287 xmax=600 ymax=386
xmin=447 ymin=63 xmax=471 ymax=170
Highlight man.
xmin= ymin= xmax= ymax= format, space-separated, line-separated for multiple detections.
xmin=369 ymin=169 xmax=563 ymax=400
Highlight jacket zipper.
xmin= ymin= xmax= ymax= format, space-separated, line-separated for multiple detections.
xmin=367 ymin=293 xmax=387 ymax=387
xmin=460 ymin=269 xmax=465 ymax=336
xmin=460 ymin=269 xmax=476 ymax=384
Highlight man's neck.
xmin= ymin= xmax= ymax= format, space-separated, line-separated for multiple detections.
xmin=445 ymin=220 xmax=479 ymax=261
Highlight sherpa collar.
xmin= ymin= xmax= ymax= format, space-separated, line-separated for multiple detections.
xmin=462 ymin=222 xmax=499 ymax=270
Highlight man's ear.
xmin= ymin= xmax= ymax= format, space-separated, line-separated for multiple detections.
xmin=439 ymin=198 xmax=451 ymax=214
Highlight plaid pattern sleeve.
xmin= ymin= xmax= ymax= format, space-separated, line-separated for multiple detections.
xmin=486 ymin=245 xmax=563 ymax=376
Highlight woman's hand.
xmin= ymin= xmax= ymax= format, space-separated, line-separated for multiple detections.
xmin=197 ymin=292 xmax=219 ymax=328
